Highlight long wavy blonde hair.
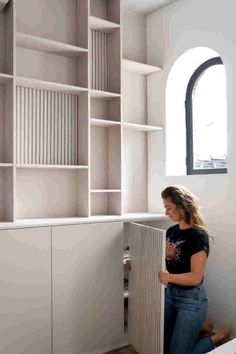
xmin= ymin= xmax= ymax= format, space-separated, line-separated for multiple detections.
xmin=161 ymin=185 xmax=210 ymax=237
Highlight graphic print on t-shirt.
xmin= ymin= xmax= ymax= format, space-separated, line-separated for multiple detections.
xmin=166 ymin=239 xmax=186 ymax=261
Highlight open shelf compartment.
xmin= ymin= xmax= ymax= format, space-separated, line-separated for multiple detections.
xmin=123 ymin=130 xmax=148 ymax=214
xmin=90 ymin=26 xmax=121 ymax=94
xmin=90 ymin=125 xmax=121 ymax=190
xmin=0 ymin=166 xmax=14 ymax=222
xmin=16 ymin=168 xmax=89 ymax=219
xmin=0 ymin=79 xmax=13 ymax=164
xmin=16 ymin=46 xmax=88 ymax=89
xmin=0 ymin=0 xmax=13 ymax=75
xmin=90 ymin=96 xmax=120 ymax=122
xmin=91 ymin=191 xmax=121 ymax=216
xmin=90 ymin=0 xmax=120 ymax=25
xmin=16 ymin=0 xmax=88 ymax=49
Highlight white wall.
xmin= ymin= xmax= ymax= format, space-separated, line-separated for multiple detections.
xmin=147 ymin=0 xmax=236 ymax=335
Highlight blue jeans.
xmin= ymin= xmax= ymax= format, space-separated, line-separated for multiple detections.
xmin=164 ymin=284 xmax=215 ymax=354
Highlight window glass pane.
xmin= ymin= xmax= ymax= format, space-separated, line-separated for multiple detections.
xmin=192 ymin=65 xmax=227 ymax=170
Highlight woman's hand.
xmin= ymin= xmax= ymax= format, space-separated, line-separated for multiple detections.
xmin=159 ymin=270 xmax=171 ymax=285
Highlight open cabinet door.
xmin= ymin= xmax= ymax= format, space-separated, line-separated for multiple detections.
xmin=128 ymin=222 xmax=165 ymax=354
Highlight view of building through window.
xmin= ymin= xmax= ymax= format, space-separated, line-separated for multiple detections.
xmin=192 ymin=64 xmax=227 ymax=170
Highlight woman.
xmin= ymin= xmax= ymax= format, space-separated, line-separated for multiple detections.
xmin=159 ymin=185 xmax=228 ymax=354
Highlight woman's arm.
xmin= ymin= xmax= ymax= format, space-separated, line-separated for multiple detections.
xmin=159 ymin=251 xmax=207 ymax=286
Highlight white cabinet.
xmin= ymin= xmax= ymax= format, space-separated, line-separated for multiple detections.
xmin=0 ymin=227 xmax=51 ymax=354
xmin=52 ymin=222 xmax=124 ymax=354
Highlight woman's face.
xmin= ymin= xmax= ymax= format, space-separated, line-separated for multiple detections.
xmin=163 ymin=197 xmax=182 ymax=223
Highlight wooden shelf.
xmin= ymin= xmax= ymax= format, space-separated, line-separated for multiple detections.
xmin=16 ymin=164 xmax=88 ymax=170
xmin=90 ymin=118 xmax=121 ymax=127
xmin=91 ymin=189 xmax=121 ymax=193
xmin=90 ymin=89 xmax=120 ymax=98
xmin=122 ymin=59 xmax=162 ymax=75
xmin=0 ymin=73 xmax=13 ymax=84
xmin=89 ymin=16 xmax=120 ymax=33
xmin=16 ymin=32 xmax=88 ymax=57
xmin=0 ymin=163 xmax=13 ymax=167
xmin=16 ymin=76 xmax=88 ymax=94
xmin=123 ymin=122 xmax=163 ymax=132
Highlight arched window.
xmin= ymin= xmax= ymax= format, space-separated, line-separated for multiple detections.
xmin=185 ymin=57 xmax=227 ymax=174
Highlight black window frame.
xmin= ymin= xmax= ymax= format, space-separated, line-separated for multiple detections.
xmin=185 ymin=56 xmax=227 ymax=175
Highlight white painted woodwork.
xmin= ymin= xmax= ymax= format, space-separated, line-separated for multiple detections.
xmin=90 ymin=89 xmax=121 ymax=98
xmin=90 ymin=0 xmax=120 ymax=24
xmin=122 ymin=9 xmax=147 ymax=64
xmin=16 ymin=32 xmax=88 ymax=57
xmin=122 ymin=58 xmax=162 ymax=75
xmin=16 ymin=46 xmax=88 ymax=88
xmin=122 ymin=69 xmax=147 ymax=125
xmin=0 ymin=0 xmax=161 ymax=222
xmin=0 ymin=73 xmax=13 ymax=83
xmin=52 ymin=222 xmax=124 ymax=354
xmin=16 ymin=168 xmax=89 ymax=219
xmin=91 ymin=125 xmax=121 ymax=190
xmin=123 ymin=130 xmax=147 ymax=213
xmin=0 ymin=227 xmax=51 ymax=354
xmin=0 ymin=0 xmax=13 ymax=75
xmin=90 ymin=118 xmax=121 ymax=127
xmin=16 ymin=86 xmax=88 ymax=166
xmin=16 ymin=164 xmax=88 ymax=170
xmin=123 ymin=122 xmax=163 ymax=132
xmin=128 ymin=223 xmax=165 ymax=354
xmin=16 ymin=0 xmax=88 ymax=48
xmin=0 ymin=167 xmax=13 ymax=221
xmin=0 ymin=214 xmax=166 ymax=230
xmin=16 ymin=76 xmax=88 ymax=95
xmin=90 ymin=29 xmax=121 ymax=93
xmin=89 ymin=16 xmax=120 ymax=33
xmin=91 ymin=192 xmax=122 ymax=215
xmin=91 ymin=96 xmax=120 ymax=121
xmin=0 ymin=80 xmax=13 ymax=164
xmin=91 ymin=189 xmax=122 ymax=193
xmin=91 ymin=29 xmax=109 ymax=90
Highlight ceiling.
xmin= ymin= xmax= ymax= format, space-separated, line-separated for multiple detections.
xmin=122 ymin=0 xmax=178 ymax=14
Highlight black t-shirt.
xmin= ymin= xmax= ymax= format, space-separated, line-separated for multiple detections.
xmin=166 ymin=224 xmax=209 ymax=275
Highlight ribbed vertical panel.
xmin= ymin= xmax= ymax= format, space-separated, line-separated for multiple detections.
xmin=16 ymin=86 xmax=79 ymax=165
xmin=91 ymin=30 xmax=109 ymax=91
xmin=128 ymin=223 xmax=165 ymax=354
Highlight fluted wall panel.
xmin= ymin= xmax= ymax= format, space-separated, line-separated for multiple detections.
xmin=91 ymin=30 xmax=109 ymax=91
xmin=128 ymin=223 xmax=165 ymax=354
xmin=16 ymin=86 xmax=79 ymax=165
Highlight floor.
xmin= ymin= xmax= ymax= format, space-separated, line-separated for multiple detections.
xmin=104 ymin=345 xmax=138 ymax=354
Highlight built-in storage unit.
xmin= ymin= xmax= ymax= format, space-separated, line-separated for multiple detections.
xmin=122 ymin=9 xmax=163 ymax=214
xmin=0 ymin=227 xmax=51 ymax=354
xmin=52 ymin=222 xmax=124 ymax=354
xmin=0 ymin=216 xmax=167 ymax=354
xmin=0 ymin=0 xmax=163 ymax=223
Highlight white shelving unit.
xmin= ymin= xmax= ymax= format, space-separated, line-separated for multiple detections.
xmin=122 ymin=8 xmax=162 ymax=215
xmin=0 ymin=0 xmax=162 ymax=221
